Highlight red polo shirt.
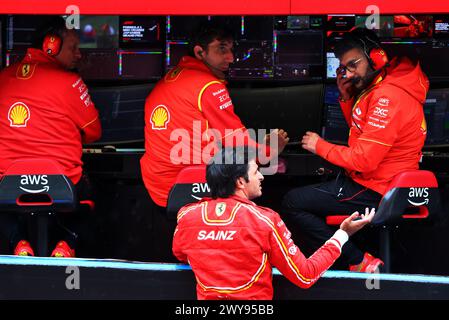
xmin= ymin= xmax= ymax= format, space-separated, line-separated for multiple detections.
xmin=0 ymin=48 xmax=100 ymax=184
xmin=141 ymin=56 xmax=269 ymax=207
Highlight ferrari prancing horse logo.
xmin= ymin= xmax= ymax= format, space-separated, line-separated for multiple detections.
xmin=215 ymin=203 xmax=226 ymax=217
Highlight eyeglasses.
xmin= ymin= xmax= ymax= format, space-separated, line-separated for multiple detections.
xmin=337 ymin=57 xmax=363 ymax=75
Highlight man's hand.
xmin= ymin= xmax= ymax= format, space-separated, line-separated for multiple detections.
xmin=301 ymin=131 xmax=320 ymax=154
xmin=265 ymin=129 xmax=289 ymax=155
xmin=336 ymin=68 xmax=355 ymax=101
xmin=339 ymin=208 xmax=376 ymax=236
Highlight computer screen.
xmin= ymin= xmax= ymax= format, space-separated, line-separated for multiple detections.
xmin=77 ymin=50 xmax=120 ymax=80
xmin=228 ymin=40 xmax=274 ymax=80
xmin=274 ymin=30 xmax=324 ymax=80
xmin=119 ymin=16 xmax=164 ymax=48
xmin=241 ymin=16 xmax=274 ymax=41
xmin=355 ymin=15 xmax=433 ymax=39
xmin=230 ymin=84 xmax=324 ymax=143
xmin=321 ymin=84 xmax=349 ymax=144
xmin=167 ymin=16 xmax=210 ymax=40
xmin=390 ymin=15 xmax=433 ymax=39
xmin=210 ymin=16 xmax=243 ymax=40
xmin=434 ymin=15 xmax=449 ymax=38
xmin=326 ymin=15 xmax=355 ymax=39
xmin=88 ymin=84 xmax=154 ymax=146
xmin=424 ymin=88 xmax=449 ymax=147
xmin=226 ymin=16 xmax=274 ymax=80
xmin=79 ymin=16 xmax=119 ymax=49
xmin=119 ymin=50 xmax=164 ymax=80
xmin=5 ymin=15 xmax=42 ymax=51
xmin=354 ymin=15 xmax=394 ymax=38
xmin=287 ymin=16 xmax=310 ymax=30
xmin=165 ymin=41 xmax=190 ymax=70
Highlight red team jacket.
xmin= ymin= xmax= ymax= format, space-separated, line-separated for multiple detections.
xmin=316 ymin=57 xmax=429 ymax=195
xmin=0 ymin=48 xmax=100 ymax=184
xmin=172 ymin=195 xmax=349 ymax=300
xmin=141 ymin=56 xmax=268 ymax=207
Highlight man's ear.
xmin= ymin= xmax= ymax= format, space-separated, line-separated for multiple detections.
xmin=194 ymin=45 xmax=204 ymax=59
xmin=235 ymin=177 xmax=245 ymax=191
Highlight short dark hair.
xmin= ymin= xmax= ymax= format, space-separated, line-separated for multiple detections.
xmin=334 ymin=28 xmax=382 ymax=60
xmin=32 ymin=16 xmax=68 ymax=49
xmin=206 ymin=147 xmax=257 ymax=199
xmin=188 ymin=20 xmax=234 ymax=57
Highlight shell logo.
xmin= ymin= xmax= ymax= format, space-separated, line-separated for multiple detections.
xmin=8 ymin=102 xmax=31 ymax=127
xmin=421 ymin=117 xmax=427 ymax=134
xmin=150 ymin=105 xmax=170 ymax=130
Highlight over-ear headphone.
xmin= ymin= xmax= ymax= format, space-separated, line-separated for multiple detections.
xmin=368 ymin=47 xmax=389 ymax=70
xmin=42 ymin=33 xmax=63 ymax=56
xmin=355 ymin=31 xmax=389 ymax=71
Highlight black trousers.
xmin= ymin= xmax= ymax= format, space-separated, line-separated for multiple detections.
xmin=0 ymin=174 xmax=93 ymax=253
xmin=281 ymin=172 xmax=382 ymax=266
xmin=151 ymin=195 xmax=179 ymax=262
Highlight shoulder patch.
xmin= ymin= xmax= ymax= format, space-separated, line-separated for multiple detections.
xmin=377 ymin=97 xmax=390 ymax=107
xmin=165 ymin=67 xmax=183 ymax=82
xmin=150 ymin=105 xmax=170 ymax=130
xmin=16 ymin=63 xmax=36 ymax=80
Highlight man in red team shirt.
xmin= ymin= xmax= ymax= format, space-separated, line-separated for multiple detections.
xmin=173 ymin=146 xmax=375 ymax=300
xmin=0 ymin=17 xmax=102 ymax=257
xmin=282 ymin=28 xmax=429 ymax=272
xmin=140 ymin=21 xmax=289 ymax=212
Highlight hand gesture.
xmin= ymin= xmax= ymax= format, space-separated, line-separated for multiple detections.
xmin=336 ymin=67 xmax=355 ymax=101
xmin=265 ymin=128 xmax=289 ymax=155
xmin=301 ymin=131 xmax=320 ymax=154
xmin=339 ymin=208 xmax=376 ymax=236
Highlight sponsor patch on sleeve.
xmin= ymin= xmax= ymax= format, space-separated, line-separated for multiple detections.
xmin=8 ymin=102 xmax=30 ymax=127
xmin=150 ymin=105 xmax=170 ymax=130
xmin=72 ymin=77 xmax=93 ymax=108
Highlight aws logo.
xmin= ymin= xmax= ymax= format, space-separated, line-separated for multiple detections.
xmin=407 ymin=187 xmax=429 ymax=206
xmin=191 ymin=182 xmax=210 ymax=200
xmin=377 ymin=97 xmax=390 ymax=107
xmin=19 ymin=175 xmax=50 ymax=193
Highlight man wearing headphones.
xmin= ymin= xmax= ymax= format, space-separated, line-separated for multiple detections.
xmin=0 ymin=16 xmax=101 ymax=257
xmin=282 ymin=28 xmax=429 ymax=272
xmin=141 ymin=20 xmax=288 ymax=211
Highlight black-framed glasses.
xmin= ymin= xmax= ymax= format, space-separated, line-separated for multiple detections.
xmin=337 ymin=57 xmax=363 ymax=75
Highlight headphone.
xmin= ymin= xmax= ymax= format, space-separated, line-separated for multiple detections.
xmin=42 ymin=33 xmax=63 ymax=56
xmin=354 ymin=31 xmax=389 ymax=71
